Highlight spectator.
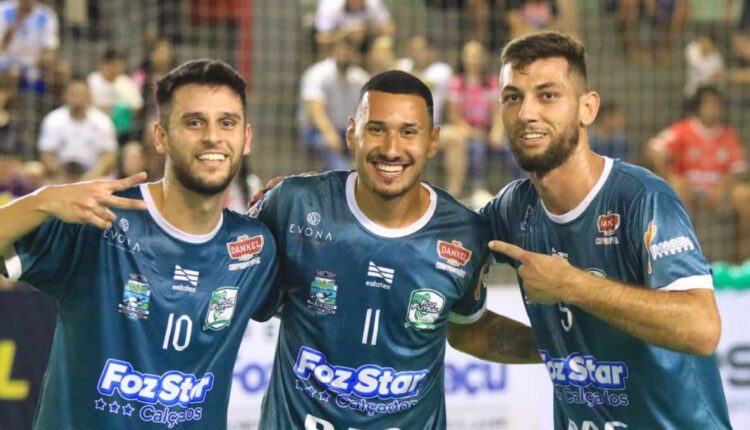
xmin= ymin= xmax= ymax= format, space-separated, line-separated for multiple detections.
xmin=0 ymin=0 xmax=59 ymax=93
xmin=684 ymin=32 xmax=724 ymax=99
xmin=314 ymin=0 xmax=394 ymax=56
xmin=647 ymin=86 xmax=749 ymax=261
xmin=365 ymin=35 xmax=396 ymax=75
xmin=589 ymin=102 xmax=634 ymax=162
xmin=0 ymin=145 xmax=25 ymax=204
xmin=506 ymin=0 xmax=559 ymax=39
xmin=88 ymin=49 xmax=144 ymax=143
xmin=602 ymin=0 xmax=641 ymax=59
xmin=299 ymin=37 xmax=369 ymax=170
xmin=443 ymin=40 xmax=504 ymax=204
xmin=119 ymin=141 xmax=146 ymax=179
xmin=132 ymin=38 xmax=174 ymax=137
xmin=638 ymin=0 xmax=689 ymax=63
xmin=397 ymin=35 xmax=469 ymax=197
xmin=38 ymin=79 xmax=117 ymax=181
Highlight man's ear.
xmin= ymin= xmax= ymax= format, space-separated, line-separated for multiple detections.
xmin=579 ymin=91 xmax=601 ymax=127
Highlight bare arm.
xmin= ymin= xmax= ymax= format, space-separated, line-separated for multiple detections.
xmin=82 ymin=152 xmax=116 ymax=181
xmin=447 ymin=310 xmax=541 ymax=364
xmin=490 ymin=241 xmax=721 ymax=356
xmin=305 ymin=99 xmax=341 ymax=152
xmin=0 ymin=173 xmax=148 ymax=259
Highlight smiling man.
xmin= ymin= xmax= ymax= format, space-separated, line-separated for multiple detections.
xmin=481 ymin=31 xmax=731 ymax=429
xmin=0 ymin=60 xmax=279 ymax=429
xmin=253 ymin=70 xmax=539 ymax=429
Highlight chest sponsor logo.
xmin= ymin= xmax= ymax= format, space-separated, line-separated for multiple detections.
xmin=95 ymin=359 xmax=211 ymax=428
xmin=204 ymin=287 xmax=238 ymax=331
xmin=172 ymin=265 xmax=199 ymax=293
xmin=227 ymin=235 xmax=263 ymax=271
xmin=289 ymin=212 xmax=333 ymax=242
xmin=366 ymin=261 xmax=394 ymax=290
xmin=405 ymin=289 xmax=445 ymax=330
xmin=596 ymin=212 xmax=621 ymax=246
xmin=293 ymin=346 xmax=425 ymax=416
xmin=308 ymin=271 xmax=338 ymax=314
xmin=541 ymin=350 xmax=630 ymax=409
xmin=436 ymin=240 xmax=471 ymax=278
xmin=119 ymin=274 xmax=151 ymax=320
xmin=103 ymin=220 xmax=142 ymax=253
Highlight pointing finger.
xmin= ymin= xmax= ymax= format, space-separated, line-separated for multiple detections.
xmin=488 ymin=240 xmax=529 ymax=263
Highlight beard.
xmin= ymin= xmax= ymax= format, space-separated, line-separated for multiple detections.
xmin=169 ymin=150 xmax=240 ymax=196
xmin=509 ymin=122 xmax=579 ymax=177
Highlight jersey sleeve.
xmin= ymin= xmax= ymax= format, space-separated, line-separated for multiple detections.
xmin=479 ymin=181 xmax=519 ymax=266
xmin=448 ymin=261 xmax=489 ymax=325
xmin=630 ymin=188 xmax=712 ymax=291
xmin=4 ymin=218 xmax=85 ymax=299
xmin=249 ymin=180 xmax=287 ymax=238
xmin=249 ymin=229 xmax=282 ymax=322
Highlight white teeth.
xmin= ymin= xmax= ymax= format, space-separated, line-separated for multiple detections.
xmin=522 ymin=133 xmax=544 ymax=139
xmin=198 ymin=153 xmax=226 ymax=161
xmin=375 ymin=163 xmax=404 ymax=173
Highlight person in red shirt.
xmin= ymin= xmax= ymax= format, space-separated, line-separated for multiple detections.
xmin=648 ymin=85 xmax=750 ymax=260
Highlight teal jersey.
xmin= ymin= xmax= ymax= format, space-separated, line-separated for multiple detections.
xmin=4 ymin=184 xmax=279 ymax=430
xmin=254 ymin=171 xmax=490 ymax=429
xmin=481 ymin=158 xmax=731 ymax=430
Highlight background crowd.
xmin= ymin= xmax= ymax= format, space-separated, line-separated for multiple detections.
xmin=0 ymin=0 xmax=748 ymax=281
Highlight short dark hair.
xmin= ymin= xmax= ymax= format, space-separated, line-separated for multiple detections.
xmin=155 ymin=59 xmax=247 ymax=127
xmin=689 ymin=85 xmax=722 ymax=113
xmin=101 ymin=48 xmax=122 ymax=63
xmin=358 ymin=70 xmax=434 ymax=125
xmin=501 ymin=31 xmax=588 ymax=89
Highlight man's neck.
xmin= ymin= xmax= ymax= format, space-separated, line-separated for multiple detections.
xmin=148 ymin=177 xmax=226 ymax=235
xmin=531 ymin=146 xmax=605 ymax=216
xmin=354 ymin=178 xmax=431 ymax=229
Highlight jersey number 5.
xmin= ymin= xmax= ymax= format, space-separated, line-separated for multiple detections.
xmin=163 ymin=313 xmax=193 ymax=351
xmin=559 ymin=303 xmax=573 ymax=332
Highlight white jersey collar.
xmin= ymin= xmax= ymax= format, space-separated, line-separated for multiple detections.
xmin=542 ymin=157 xmax=614 ymax=224
xmin=345 ymin=172 xmax=437 ymax=238
xmin=140 ymin=183 xmax=223 ymax=244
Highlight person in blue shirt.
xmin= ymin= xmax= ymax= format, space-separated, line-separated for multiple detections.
xmin=0 ymin=59 xmax=279 ymax=429
xmin=482 ymin=31 xmax=731 ymax=429
xmin=253 ymin=70 xmax=540 ymax=429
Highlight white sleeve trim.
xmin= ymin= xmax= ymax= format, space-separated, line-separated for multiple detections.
xmin=659 ymin=274 xmax=713 ymax=291
xmin=3 ymin=246 xmax=22 ymax=281
xmin=449 ymin=301 xmax=487 ymax=325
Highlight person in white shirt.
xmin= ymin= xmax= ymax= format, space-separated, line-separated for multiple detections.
xmin=38 ymin=79 xmax=117 ymax=181
xmin=315 ymin=0 xmax=394 ymax=56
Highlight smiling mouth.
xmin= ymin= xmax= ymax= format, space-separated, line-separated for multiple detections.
xmin=373 ymin=162 xmax=406 ymax=174
xmin=197 ymin=153 xmax=227 ymax=162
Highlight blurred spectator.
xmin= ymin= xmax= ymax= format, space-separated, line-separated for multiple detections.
xmin=226 ymin=157 xmax=262 ymax=213
xmin=299 ymin=38 xmax=369 ymax=170
xmin=396 ymin=35 xmax=453 ymax=124
xmin=589 ymin=102 xmax=634 ymax=162
xmin=442 ymin=40 xmax=503 ymax=203
xmin=0 ymin=146 xmax=24 ymax=204
xmin=365 ymin=35 xmax=396 ymax=75
xmin=506 ymin=0 xmax=559 ymax=39
xmin=647 ymin=86 xmax=748 ymax=260
xmin=88 ymin=49 xmax=144 ymax=143
xmin=314 ymin=0 xmax=394 ymax=57
xmin=684 ymin=32 xmax=724 ymax=99
xmin=0 ymin=0 xmax=59 ymax=93
xmin=119 ymin=141 xmax=146 ymax=179
xmin=18 ymin=159 xmax=44 ymax=189
xmin=38 ymin=78 xmax=117 ymax=181
xmin=638 ymin=0 xmax=689 ymax=63
xmin=602 ymin=0 xmax=641 ymax=59
xmin=132 ymin=39 xmax=174 ymax=135
xmin=396 ymin=35 xmax=468 ymax=198
xmin=726 ymin=0 xmax=750 ymax=63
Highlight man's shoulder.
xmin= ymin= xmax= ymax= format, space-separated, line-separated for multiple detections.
xmin=609 ymin=160 xmax=677 ymax=202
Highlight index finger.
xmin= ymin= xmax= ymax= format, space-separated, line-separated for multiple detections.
xmin=109 ymin=172 xmax=148 ymax=192
xmin=488 ymin=240 xmax=529 ymax=263
xmin=103 ymin=195 xmax=148 ymax=211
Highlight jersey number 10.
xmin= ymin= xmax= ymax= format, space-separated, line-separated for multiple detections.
xmin=163 ymin=313 xmax=193 ymax=351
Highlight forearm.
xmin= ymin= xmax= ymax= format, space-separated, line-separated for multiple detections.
xmin=448 ymin=311 xmax=541 ymax=364
xmin=563 ymin=272 xmax=720 ymax=355
xmin=0 ymin=190 xmax=52 ymax=255
xmin=306 ymin=101 xmax=337 ymax=135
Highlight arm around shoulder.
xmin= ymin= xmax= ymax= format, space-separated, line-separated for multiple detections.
xmin=447 ymin=310 xmax=540 ymax=364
